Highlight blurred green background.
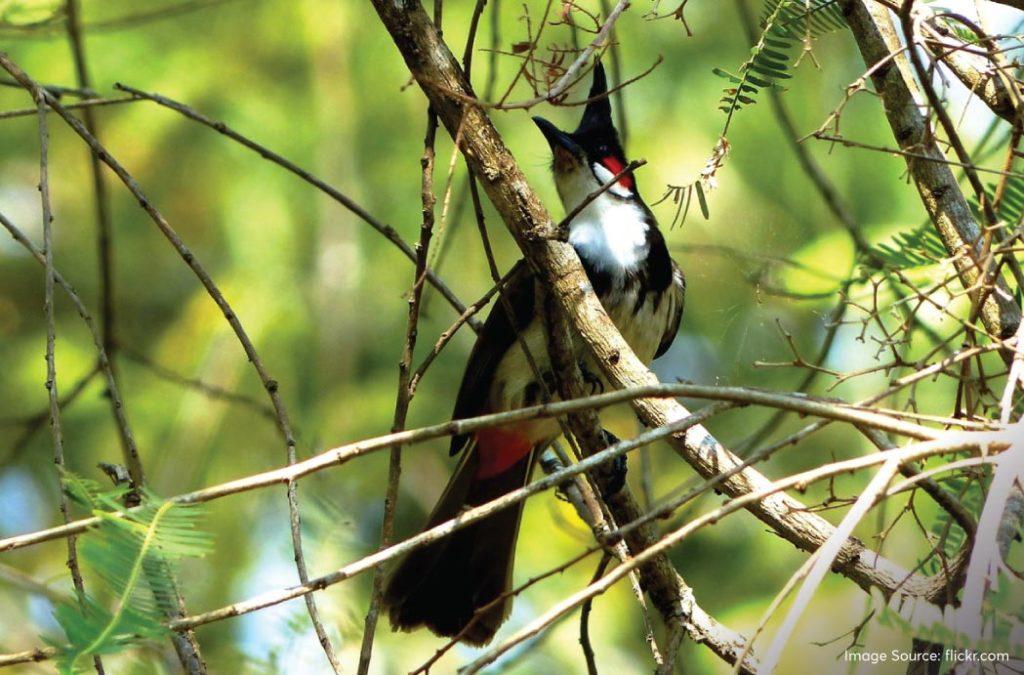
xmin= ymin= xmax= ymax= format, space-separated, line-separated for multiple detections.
xmin=0 ymin=0 xmax=1015 ymax=672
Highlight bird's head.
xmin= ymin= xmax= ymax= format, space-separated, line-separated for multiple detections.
xmin=532 ymin=62 xmax=637 ymax=214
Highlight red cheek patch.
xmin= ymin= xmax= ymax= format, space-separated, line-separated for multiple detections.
xmin=600 ymin=156 xmax=634 ymax=190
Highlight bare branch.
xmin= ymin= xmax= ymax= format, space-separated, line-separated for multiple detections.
xmin=31 ymin=72 xmax=104 ymax=675
xmin=923 ymin=17 xmax=1022 ymax=124
xmin=357 ymin=94 xmax=441 ymax=675
xmin=841 ymin=0 xmax=1021 ymax=340
xmin=112 ymin=83 xmax=479 ymax=331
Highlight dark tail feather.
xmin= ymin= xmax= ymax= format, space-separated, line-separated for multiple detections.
xmin=383 ymin=442 xmax=535 ymax=646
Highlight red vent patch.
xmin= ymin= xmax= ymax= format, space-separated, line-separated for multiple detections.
xmin=474 ymin=427 xmax=533 ymax=479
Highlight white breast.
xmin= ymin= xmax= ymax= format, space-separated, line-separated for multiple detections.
xmin=568 ymin=198 xmax=649 ymax=274
xmin=556 ymin=163 xmax=650 ymax=275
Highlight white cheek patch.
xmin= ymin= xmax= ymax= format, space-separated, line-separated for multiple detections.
xmin=592 ymin=163 xmax=633 ymax=199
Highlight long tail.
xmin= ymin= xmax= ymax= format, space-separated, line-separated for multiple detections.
xmin=383 ymin=437 xmax=536 ymax=646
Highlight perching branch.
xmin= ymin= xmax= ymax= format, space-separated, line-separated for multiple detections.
xmin=370 ymin=0 xmax=939 ymax=621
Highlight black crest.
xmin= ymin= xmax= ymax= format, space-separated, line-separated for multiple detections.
xmin=576 ymin=61 xmax=613 ymax=135
xmin=572 ymin=61 xmax=625 ymax=161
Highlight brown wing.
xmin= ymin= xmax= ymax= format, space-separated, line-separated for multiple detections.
xmin=654 ymin=260 xmax=686 ymax=359
xmin=450 ymin=261 xmax=536 ymax=456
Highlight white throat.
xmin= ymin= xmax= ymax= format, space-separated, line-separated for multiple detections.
xmin=556 ymin=165 xmax=649 ymax=275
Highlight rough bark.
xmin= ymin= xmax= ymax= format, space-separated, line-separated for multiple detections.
xmin=842 ymin=0 xmax=1021 ymax=339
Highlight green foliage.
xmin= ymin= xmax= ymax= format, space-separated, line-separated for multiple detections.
xmin=763 ymin=0 xmax=846 ymax=39
xmin=869 ymin=176 xmax=1024 ymax=274
xmin=973 ymin=175 xmax=1024 ymax=227
xmin=47 ymin=474 xmax=212 ymax=673
xmin=713 ymin=0 xmax=845 ymax=126
xmin=995 ymin=177 xmax=1024 ymax=225
xmin=873 ymin=176 xmax=1024 ymax=273
xmin=868 ymin=223 xmax=948 ymax=269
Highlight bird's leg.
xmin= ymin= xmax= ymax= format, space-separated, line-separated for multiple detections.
xmin=578 ymin=360 xmax=606 ymax=397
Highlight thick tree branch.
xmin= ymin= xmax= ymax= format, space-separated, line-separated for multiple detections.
xmin=840 ymin=0 xmax=1021 ymax=340
xmin=924 ymin=22 xmax=1021 ymax=124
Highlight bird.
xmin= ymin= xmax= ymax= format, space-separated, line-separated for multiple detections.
xmin=382 ymin=61 xmax=686 ymax=646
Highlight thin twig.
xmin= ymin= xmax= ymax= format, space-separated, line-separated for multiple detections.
xmin=0 ymin=95 xmax=138 ymax=121
xmin=356 ymin=92 xmax=441 ymax=675
xmin=33 ymin=75 xmax=105 ymax=675
xmin=118 ymin=345 xmax=277 ymax=422
xmin=64 ymin=0 xmax=117 ymax=403
xmin=112 ymin=82 xmax=478 ymax=331
xmin=0 ymin=363 xmax=98 ymax=463
xmin=579 ymin=553 xmax=611 ymax=675
xmin=731 ymin=550 xmax=823 ymax=675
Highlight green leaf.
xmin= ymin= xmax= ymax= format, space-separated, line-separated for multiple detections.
xmin=745 ymin=74 xmax=774 ymax=88
xmin=48 ymin=477 xmax=213 ymax=671
xmin=695 ymin=182 xmax=710 ymax=219
xmin=711 ymin=67 xmax=741 ymax=84
xmin=868 ymin=224 xmax=948 ymax=270
xmin=714 ymin=0 xmax=847 ymax=121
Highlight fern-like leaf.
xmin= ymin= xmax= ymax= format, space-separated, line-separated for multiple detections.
xmin=868 ymin=224 xmax=948 ymax=269
xmin=48 ymin=475 xmax=212 ymax=672
xmin=715 ymin=0 xmax=845 ymax=128
xmin=971 ymin=175 xmax=1024 ymax=228
xmin=766 ymin=0 xmax=845 ymax=39
xmin=997 ymin=177 xmax=1024 ymax=225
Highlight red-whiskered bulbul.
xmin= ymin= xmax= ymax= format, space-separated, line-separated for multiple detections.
xmin=382 ymin=62 xmax=686 ymax=645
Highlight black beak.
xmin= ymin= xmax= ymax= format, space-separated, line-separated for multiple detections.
xmin=532 ymin=116 xmax=582 ymax=155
